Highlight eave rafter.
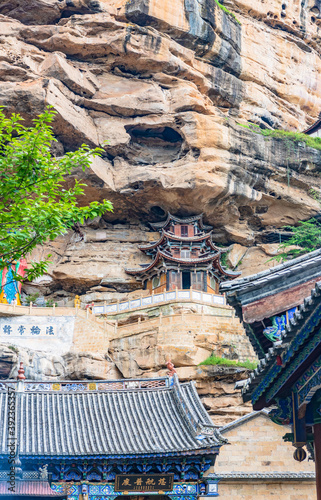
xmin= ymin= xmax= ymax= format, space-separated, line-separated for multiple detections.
xmin=149 ymin=213 xmax=212 ymax=232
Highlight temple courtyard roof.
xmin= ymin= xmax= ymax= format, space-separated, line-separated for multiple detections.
xmin=0 ymin=374 xmax=226 ymax=459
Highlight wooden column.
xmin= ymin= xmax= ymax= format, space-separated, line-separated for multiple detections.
xmin=314 ymin=423 xmax=321 ymax=500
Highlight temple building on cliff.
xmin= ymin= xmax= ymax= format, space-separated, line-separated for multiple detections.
xmin=0 ymin=365 xmax=224 ymax=500
xmin=126 ymin=214 xmax=240 ymax=294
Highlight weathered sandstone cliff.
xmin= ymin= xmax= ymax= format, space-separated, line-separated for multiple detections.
xmin=1 ymin=0 xmax=321 ymax=423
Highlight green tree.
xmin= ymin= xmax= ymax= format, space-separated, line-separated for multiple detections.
xmin=0 ymin=107 xmax=112 ymax=283
xmin=275 ymin=218 xmax=321 ymax=262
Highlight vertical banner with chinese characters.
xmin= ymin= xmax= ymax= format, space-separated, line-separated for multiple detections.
xmin=115 ymin=475 xmax=174 ymax=492
xmin=0 ymin=324 xmax=56 ymax=337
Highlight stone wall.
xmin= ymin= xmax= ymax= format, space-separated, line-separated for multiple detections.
xmin=0 ymin=315 xmax=75 ymax=354
xmin=0 ymin=309 xmax=118 ymax=381
xmin=217 ymin=413 xmax=314 ymax=472
xmin=0 ymin=310 xmax=111 ymax=355
xmin=109 ymin=308 xmax=256 ymax=425
xmin=218 ymin=481 xmax=316 ymax=500
xmin=215 ymin=412 xmax=316 ymax=498
xmin=110 ymin=311 xmax=256 ymax=377
xmin=72 ymin=316 xmax=111 ymax=354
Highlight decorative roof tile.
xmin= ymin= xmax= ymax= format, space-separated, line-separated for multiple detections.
xmin=0 ymin=377 xmax=226 ymax=458
xmin=208 ymin=472 xmax=315 ymax=481
xmin=149 ymin=213 xmax=212 ymax=231
xmin=219 ymin=410 xmax=270 ymax=433
xmin=0 ymin=480 xmax=66 ymax=497
xmin=241 ymin=281 xmax=321 ymax=403
xmin=220 ymin=248 xmax=321 ymax=304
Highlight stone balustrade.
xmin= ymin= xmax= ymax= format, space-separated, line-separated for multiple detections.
xmin=93 ymin=289 xmax=226 ymax=315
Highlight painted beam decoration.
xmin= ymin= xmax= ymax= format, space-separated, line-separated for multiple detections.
xmin=263 ymin=307 xmax=296 ymax=343
xmin=51 ymin=481 xmax=214 ymax=500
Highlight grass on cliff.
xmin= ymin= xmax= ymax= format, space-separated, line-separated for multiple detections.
xmin=238 ymin=122 xmax=321 ymax=151
xmin=214 ymin=0 xmax=241 ymax=24
xmin=272 ymin=218 xmax=321 ymax=262
xmin=199 ymin=355 xmax=257 ymax=370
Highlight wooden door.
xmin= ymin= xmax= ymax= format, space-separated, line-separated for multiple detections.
xmin=191 ymin=271 xmax=203 ymax=291
xmin=168 ymin=270 xmax=181 ymax=290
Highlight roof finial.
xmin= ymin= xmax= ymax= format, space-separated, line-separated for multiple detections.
xmin=166 ymin=359 xmax=177 ymax=376
xmin=17 ymin=362 xmax=26 ymax=381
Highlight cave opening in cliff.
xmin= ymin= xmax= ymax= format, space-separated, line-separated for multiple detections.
xmin=150 ymin=206 xmax=166 ymax=217
xmin=124 ymin=125 xmax=184 ymax=165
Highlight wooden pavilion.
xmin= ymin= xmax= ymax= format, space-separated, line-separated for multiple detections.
xmin=126 ymin=214 xmax=240 ymax=294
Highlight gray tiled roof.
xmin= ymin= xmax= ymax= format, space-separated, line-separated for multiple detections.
xmin=0 ymin=480 xmax=66 ymax=497
xmin=242 ymin=281 xmax=321 ymax=401
xmin=149 ymin=213 xmax=212 ymax=231
xmin=219 ymin=410 xmax=270 ymax=434
xmin=220 ymin=248 xmax=321 ymax=305
xmin=208 ymin=472 xmax=315 ymax=481
xmin=0 ymin=378 xmax=225 ymax=458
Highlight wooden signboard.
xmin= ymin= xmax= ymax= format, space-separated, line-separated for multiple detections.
xmin=115 ymin=474 xmax=174 ymax=492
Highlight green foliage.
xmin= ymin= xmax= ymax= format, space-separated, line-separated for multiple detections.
xmin=214 ymin=0 xmax=241 ymax=24
xmin=199 ymin=355 xmax=257 ymax=370
xmin=7 ymin=345 xmax=19 ymax=353
xmin=238 ymin=122 xmax=321 ymax=188
xmin=0 ymin=107 xmax=113 ymax=282
xmin=274 ymin=218 xmax=321 ymax=262
xmin=24 ymin=292 xmax=40 ymax=305
xmin=238 ymin=122 xmax=321 ymax=151
xmin=45 ymin=298 xmax=58 ymax=307
xmin=220 ymin=251 xmax=228 ymax=267
xmin=309 ymin=188 xmax=321 ymax=203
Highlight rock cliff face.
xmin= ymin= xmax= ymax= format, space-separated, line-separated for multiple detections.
xmin=1 ymin=0 xmax=321 ymax=422
xmin=1 ymin=0 xmax=321 ymax=296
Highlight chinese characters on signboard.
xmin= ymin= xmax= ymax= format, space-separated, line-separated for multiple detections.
xmin=0 ymin=324 xmax=56 ymax=337
xmin=115 ymin=475 xmax=174 ymax=492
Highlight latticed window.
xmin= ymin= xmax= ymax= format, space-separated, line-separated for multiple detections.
xmin=181 ymin=249 xmax=190 ymax=258
xmin=152 ymin=276 xmax=160 ymax=289
xmin=181 ymin=225 xmax=188 ymax=237
xmin=191 ymin=271 xmax=204 ymax=291
xmin=169 ymin=270 xmax=181 ymax=290
xmin=210 ymin=276 xmax=218 ymax=292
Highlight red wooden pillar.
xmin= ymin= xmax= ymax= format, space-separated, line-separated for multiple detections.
xmin=314 ymin=423 xmax=321 ymax=500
